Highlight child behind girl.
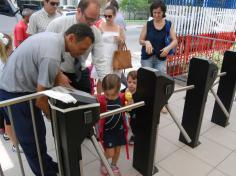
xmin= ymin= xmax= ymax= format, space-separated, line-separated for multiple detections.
xmin=125 ymin=71 xmax=137 ymax=145
xmin=0 ymin=33 xmax=22 ymax=152
xmin=97 ymin=74 xmax=129 ymax=176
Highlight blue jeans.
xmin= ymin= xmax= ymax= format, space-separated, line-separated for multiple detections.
xmin=141 ymin=55 xmax=167 ymax=73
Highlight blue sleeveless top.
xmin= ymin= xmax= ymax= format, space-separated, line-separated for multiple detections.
xmin=141 ymin=20 xmax=170 ymax=61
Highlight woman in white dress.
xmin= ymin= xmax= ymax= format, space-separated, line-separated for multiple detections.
xmin=99 ymin=5 xmax=125 ymax=78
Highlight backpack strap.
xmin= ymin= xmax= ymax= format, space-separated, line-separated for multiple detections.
xmin=119 ymin=93 xmax=130 ymax=159
xmin=97 ymin=95 xmax=107 ymax=147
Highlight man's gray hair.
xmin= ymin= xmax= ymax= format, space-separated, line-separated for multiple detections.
xmin=22 ymin=8 xmax=34 ymax=17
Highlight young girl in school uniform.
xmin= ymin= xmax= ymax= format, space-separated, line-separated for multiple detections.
xmin=97 ymin=74 xmax=129 ymax=176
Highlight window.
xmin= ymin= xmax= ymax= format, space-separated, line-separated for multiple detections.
xmin=0 ymin=0 xmax=14 ymax=16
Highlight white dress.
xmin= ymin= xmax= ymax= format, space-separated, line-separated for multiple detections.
xmin=102 ymin=31 xmax=122 ymax=77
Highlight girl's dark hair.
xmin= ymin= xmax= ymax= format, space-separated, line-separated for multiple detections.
xmin=102 ymin=74 xmax=121 ymax=92
xmin=109 ymin=0 xmax=119 ymax=11
xmin=127 ymin=70 xmax=137 ymax=80
xmin=150 ymin=0 xmax=166 ymax=18
xmin=65 ymin=23 xmax=95 ymax=43
xmin=104 ymin=5 xmax=117 ymax=15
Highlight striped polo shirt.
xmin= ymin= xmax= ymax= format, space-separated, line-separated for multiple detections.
xmin=27 ymin=8 xmax=61 ymax=35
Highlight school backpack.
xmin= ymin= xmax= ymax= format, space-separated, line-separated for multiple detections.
xmin=97 ymin=93 xmax=130 ymax=159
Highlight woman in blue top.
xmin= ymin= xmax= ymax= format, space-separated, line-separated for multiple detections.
xmin=139 ymin=0 xmax=177 ymax=73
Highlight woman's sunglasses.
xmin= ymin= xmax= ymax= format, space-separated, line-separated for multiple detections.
xmin=104 ymin=15 xmax=112 ymax=19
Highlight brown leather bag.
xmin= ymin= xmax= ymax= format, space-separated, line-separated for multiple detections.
xmin=112 ymin=43 xmax=132 ymax=70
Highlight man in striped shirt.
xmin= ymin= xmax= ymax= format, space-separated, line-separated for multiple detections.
xmin=27 ymin=0 xmax=61 ymax=35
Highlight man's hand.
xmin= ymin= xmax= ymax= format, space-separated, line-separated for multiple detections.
xmin=35 ymin=96 xmax=50 ymax=118
xmin=55 ymin=72 xmax=72 ymax=87
xmin=36 ymin=85 xmax=51 ymax=119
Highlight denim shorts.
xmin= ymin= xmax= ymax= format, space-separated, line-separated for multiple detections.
xmin=141 ymin=55 xmax=167 ymax=73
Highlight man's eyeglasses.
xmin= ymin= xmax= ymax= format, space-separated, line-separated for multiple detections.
xmin=83 ymin=13 xmax=98 ymax=23
xmin=49 ymin=1 xmax=60 ymax=6
xmin=104 ymin=15 xmax=112 ymax=19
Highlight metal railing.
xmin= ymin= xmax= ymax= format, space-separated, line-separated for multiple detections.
xmin=167 ymin=35 xmax=236 ymax=77
xmin=0 ymin=90 xmax=147 ymax=176
xmin=0 ymin=92 xmax=45 ymax=176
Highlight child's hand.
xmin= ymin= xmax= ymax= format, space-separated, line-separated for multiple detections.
xmin=125 ymin=99 xmax=134 ymax=105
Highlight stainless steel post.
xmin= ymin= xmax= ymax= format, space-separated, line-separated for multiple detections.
xmin=6 ymin=106 xmax=25 ymax=176
xmin=100 ymin=101 xmax=145 ymax=119
xmin=166 ymin=104 xmax=192 ymax=143
xmin=217 ymin=72 xmax=226 ymax=77
xmin=174 ymin=85 xmax=195 ymax=93
xmin=90 ymin=135 xmax=114 ymax=176
xmin=152 ymin=125 xmax=159 ymax=175
xmin=212 ymin=80 xmax=220 ymax=87
xmin=51 ymin=108 xmax=64 ymax=176
xmin=29 ymin=100 xmax=45 ymax=176
xmin=210 ymin=88 xmax=230 ymax=121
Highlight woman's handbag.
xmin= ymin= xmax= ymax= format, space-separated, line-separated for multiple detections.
xmin=113 ymin=43 xmax=132 ymax=70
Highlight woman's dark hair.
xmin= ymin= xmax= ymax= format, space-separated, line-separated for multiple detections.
xmin=65 ymin=23 xmax=95 ymax=43
xmin=104 ymin=5 xmax=117 ymax=15
xmin=109 ymin=0 xmax=119 ymax=11
xmin=77 ymin=0 xmax=100 ymax=13
xmin=102 ymin=74 xmax=121 ymax=92
xmin=150 ymin=0 xmax=166 ymax=18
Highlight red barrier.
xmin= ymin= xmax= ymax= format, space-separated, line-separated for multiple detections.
xmin=167 ymin=32 xmax=236 ymax=76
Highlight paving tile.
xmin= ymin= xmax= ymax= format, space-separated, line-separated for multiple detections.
xmin=183 ymin=136 xmax=231 ymax=166
xmin=203 ymin=126 xmax=236 ymax=150
xmin=207 ymin=169 xmax=227 ymax=176
xmin=200 ymin=119 xmax=216 ymax=134
xmin=159 ymin=123 xmax=185 ymax=147
xmin=227 ymin=115 xmax=236 ymax=133
xmin=159 ymin=115 xmax=174 ymax=129
xmin=217 ymin=152 xmax=236 ymax=176
xmin=82 ymin=139 xmax=100 ymax=159
xmin=0 ymin=139 xmax=15 ymax=172
xmin=155 ymin=136 xmax=180 ymax=162
xmin=159 ymin=149 xmax=213 ymax=176
xmin=152 ymin=166 xmax=172 ymax=176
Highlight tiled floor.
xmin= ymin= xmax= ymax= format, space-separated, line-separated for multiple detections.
xmin=0 ymin=86 xmax=235 ymax=176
